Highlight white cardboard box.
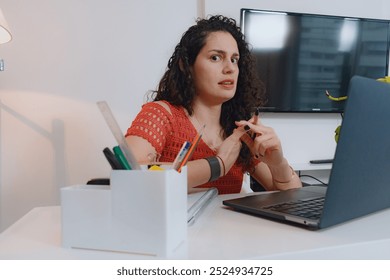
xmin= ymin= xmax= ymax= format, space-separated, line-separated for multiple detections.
xmin=61 ymin=167 xmax=187 ymax=258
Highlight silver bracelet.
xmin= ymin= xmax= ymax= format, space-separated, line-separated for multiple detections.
xmin=205 ymin=157 xmax=221 ymax=182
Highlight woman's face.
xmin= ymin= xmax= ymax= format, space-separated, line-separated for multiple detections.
xmin=191 ymin=31 xmax=239 ymax=105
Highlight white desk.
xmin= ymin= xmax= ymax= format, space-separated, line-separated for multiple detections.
xmin=1 ymin=193 xmax=390 ymax=259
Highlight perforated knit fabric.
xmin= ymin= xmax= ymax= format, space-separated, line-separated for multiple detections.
xmin=126 ymin=101 xmax=246 ymax=194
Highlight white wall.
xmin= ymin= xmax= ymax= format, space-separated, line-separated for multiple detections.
xmin=0 ymin=0 xmax=389 ymax=232
xmin=204 ymin=0 xmax=390 ymax=20
xmin=0 ymin=0 xmax=198 ymax=232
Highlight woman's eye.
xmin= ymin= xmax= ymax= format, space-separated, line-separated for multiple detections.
xmin=211 ymin=55 xmax=221 ymax=61
xmin=231 ymin=57 xmax=239 ymax=64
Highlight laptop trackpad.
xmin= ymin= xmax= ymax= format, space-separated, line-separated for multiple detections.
xmin=224 ymin=186 xmax=327 ymax=209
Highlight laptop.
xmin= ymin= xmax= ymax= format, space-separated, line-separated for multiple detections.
xmin=223 ymin=76 xmax=390 ymax=229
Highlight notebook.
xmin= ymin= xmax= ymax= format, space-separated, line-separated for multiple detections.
xmin=223 ymin=76 xmax=390 ymax=229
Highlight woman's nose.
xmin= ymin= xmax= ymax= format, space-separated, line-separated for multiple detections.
xmin=223 ymin=60 xmax=236 ymax=74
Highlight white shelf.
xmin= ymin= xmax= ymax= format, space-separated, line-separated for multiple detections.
xmin=291 ymin=163 xmax=332 ymax=171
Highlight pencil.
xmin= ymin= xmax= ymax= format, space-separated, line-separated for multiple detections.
xmin=251 ymin=107 xmax=259 ymax=140
xmin=177 ymin=124 xmax=205 ymax=173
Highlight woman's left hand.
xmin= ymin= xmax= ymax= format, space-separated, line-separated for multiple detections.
xmin=236 ymin=117 xmax=284 ymax=167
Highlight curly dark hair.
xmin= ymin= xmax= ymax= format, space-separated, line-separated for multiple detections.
xmin=151 ymin=15 xmax=266 ymax=170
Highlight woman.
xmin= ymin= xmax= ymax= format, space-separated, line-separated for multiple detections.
xmin=126 ymin=15 xmax=302 ymax=194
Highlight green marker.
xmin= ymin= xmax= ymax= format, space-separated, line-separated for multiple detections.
xmin=113 ymin=146 xmax=132 ymax=170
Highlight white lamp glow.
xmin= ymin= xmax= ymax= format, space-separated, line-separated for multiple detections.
xmin=0 ymin=8 xmax=12 ymax=44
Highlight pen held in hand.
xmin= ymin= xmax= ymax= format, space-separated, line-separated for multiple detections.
xmin=251 ymin=107 xmax=260 ymax=140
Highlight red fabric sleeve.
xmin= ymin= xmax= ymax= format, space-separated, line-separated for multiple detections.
xmin=125 ymin=102 xmax=172 ymax=156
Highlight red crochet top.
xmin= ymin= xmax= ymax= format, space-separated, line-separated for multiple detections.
xmin=125 ymin=101 xmax=246 ymax=194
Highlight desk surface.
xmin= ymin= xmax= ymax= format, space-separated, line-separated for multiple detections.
xmin=1 ymin=193 xmax=390 ymax=260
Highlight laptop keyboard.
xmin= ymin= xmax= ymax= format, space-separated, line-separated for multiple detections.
xmin=263 ymin=197 xmax=324 ymax=220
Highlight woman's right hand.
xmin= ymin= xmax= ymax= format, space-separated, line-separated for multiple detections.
xmin=216 ymin=125 xmax=250 ymax=174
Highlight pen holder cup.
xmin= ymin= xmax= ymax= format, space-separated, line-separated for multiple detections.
xmin=111 ymin=166 xmax=188 ymax=257
xmin=61 ymin=166 xmax=187 ymax=258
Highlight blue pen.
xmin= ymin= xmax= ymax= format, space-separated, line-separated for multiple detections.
xmin=172 ymin=141 xmax=191 ymax=171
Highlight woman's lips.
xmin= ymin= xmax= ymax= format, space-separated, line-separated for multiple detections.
xmin=218 ymin=79 xmax=235 ymax=89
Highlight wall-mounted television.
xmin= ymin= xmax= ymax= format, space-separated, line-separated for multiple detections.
xmin=241 ymin=8 xmax=390 ymax=112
